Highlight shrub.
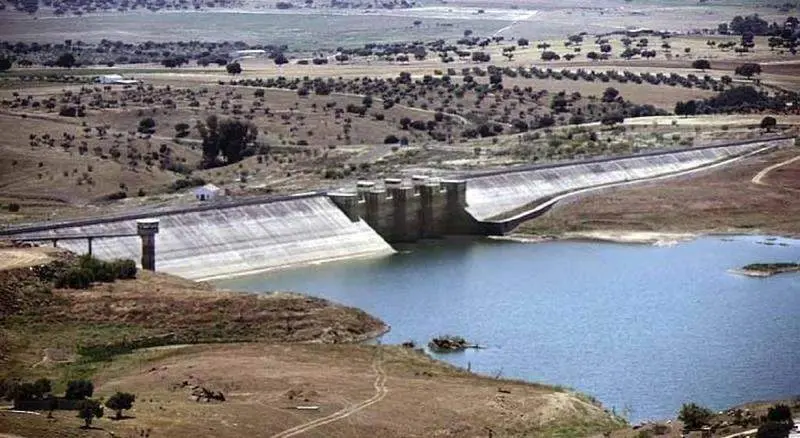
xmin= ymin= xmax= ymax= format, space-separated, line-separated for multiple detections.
xmin=678 ymin=403 xmax=713 ymax=431
xmin=112 ymin=259 xmax=137 ymax=280
xmin=384 ymin=135 xmax=400 ymax=144
xmin=7 ymin=203 xmax=20 ymax=212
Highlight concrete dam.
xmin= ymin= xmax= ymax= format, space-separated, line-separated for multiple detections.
xmin=0 ymin=138 xmax=790 ymax=280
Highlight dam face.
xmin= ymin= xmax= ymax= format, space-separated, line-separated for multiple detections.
xmin=464 ymin=140 xmax=789 ymax=222
xmin=5 ymin=195 xmax=394 ymax=281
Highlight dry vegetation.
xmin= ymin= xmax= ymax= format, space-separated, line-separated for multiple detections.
xmin=0 ymin=343 xmax=625 ymax=438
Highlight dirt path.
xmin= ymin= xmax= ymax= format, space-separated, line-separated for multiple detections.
xmin=0 ymin=248 xmax=54 ymax=271
xmin=270 ymin=349 xmax=388 ymax=438
xmin=751 ymin=154 xmax=800 ymax=188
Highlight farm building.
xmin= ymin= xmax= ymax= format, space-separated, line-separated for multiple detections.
xmin=194 ymin=184 xmax=222 ymax=201
xmin=95 ymin=74 xmax=140 ymax=85
xmin=229 ymin=49 xmax=267 ymax=60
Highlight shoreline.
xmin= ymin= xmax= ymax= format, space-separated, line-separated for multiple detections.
xmin=502 ymin=228 xmax=800 ymax=246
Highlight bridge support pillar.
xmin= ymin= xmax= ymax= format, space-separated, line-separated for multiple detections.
xmin=136 ymin=219 xmax=159 ymax=271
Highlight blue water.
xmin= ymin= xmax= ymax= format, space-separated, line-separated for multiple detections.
xmin=216 ymin=235 xmax=800 ymax=422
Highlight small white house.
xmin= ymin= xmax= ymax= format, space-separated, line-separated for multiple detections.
xmin=194 ymin=184 xmax=221 ymax=201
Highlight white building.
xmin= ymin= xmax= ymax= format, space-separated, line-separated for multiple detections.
xmin=96 ymin=74 xmax=141 ymax=85
xmin=194 ymin=184 xmax=222 ymax=201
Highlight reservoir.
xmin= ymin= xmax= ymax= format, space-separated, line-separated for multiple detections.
xmin=216 ymin=235 xmax=800 ymax=423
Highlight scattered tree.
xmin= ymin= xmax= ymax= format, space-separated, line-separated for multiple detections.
xmin=0 ymin=57 xmax=12 ymax=71
xmin=77 ymin=399 xmax=103 ymax=428
xmin=196 ymin=115 xmax=259 ymax=167
xmin=65 ymin=380 xmax=94 ymax=400
xmin=678 ymin=402 xmax=713 ymax=431
xmin=760 ymin=116 xmax=777 ymax=131
xmin=54 ymin=53 xmax=76 ymax=68
xmin=735 ymin=63 xmax=762 ymax=78
xmin=226 ymin=61 xmax=242 ymax=74
xmin=105 ymin=392 xmax=136 ymax=420
xmin=692 ymin=59 xmax=711 ymax=71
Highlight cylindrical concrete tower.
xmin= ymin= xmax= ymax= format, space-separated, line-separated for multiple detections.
xmin=136 ymin=219 xmax=159 ymax=271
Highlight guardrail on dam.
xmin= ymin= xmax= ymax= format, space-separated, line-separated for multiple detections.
xmin=0 ymin=137 xmax=791 ymax=279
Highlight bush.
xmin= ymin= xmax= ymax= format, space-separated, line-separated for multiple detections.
xmin=760 ymin=116 xmax=777 ymax=131
xmin=112 ymin=259 xmax=137 ymax=280
xmin=678 ymin=403 xmax=713 ymax=431
xmin=766 ymin=404 xmax=792 ymax=423
xmin=384 ymin=135 xmax=400 ymax=144
xmin=7 ymin=203 xmax=20 ymax=212
xmin=55 ymin=255 xmax=138 ymax=289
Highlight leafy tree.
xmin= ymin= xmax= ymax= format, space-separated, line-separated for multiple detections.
xmin=602 ymin=87 xmax=620 ymax=103
xmin=196 ymin=115 xmax=259 ymax=167
xmin=678 ymin=402 xmax=713 ymax=431
xmin=756 ymin=421 xmax=792 ymax=438
xmin=0 ymin=57 xmax=12 ymax=71
xmin=65 ymin=380 xmax=94 ymax=400
xmin=541 ymin=51 xmax=560 ymax=61
xmin=692 ymin=59 xmax=711 ymax=71
xmin=226 ymin=61 xmax=242 ymax=74
xmin=675 ymin=100 xmax=697 ymax=116
xmin=517 ymin=38 xmax=529 ymax=46
xmin=77 ymin=399 xmax=103 ymax=428
xmin=601 ymin=112 xmax=624 ymax=126
xmin=105 ymin=392 xmax=135 ymax=420
xmin=767 ymin=404 xmax=793 ymax=423
xmin=54 ymin=53 xmax=76 ymax=68
xmin=760 ymin=116 xmax=777 ymax=131
xmin=33 ymin=378 xmax=51 ymax=398
xmin=137 ymin=117 xmax=156 ymax=134
xmin=735 ymin=63 xmax=762 ymax=78
xmin=273 ymin=53 xmax=289 ymax=65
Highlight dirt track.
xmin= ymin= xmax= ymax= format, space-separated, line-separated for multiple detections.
xmin=0 ymin=247 xmax=54 ymax=271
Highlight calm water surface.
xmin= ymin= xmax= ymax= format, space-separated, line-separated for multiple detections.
xmin=217 ymin=235 xmax=800 ymax=422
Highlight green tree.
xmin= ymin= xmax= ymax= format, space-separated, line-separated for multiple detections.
xmin=760 ymin=116 xmax=777 ymax=131
xmin=0 ymin=57 xmax=12 ymax=71
xmin=226 ymin=61 xmax=242 ymax=74
xmin=735 ymin=63 xmax=762 ymax=78
xmin=756 ymin=421 xmax=792 ymax=438
xmin=692 ymin=59 xmax=711 ymax=71
xmin=33 ymin=378 xmax=51 ymax=397
xmin=54 ymin=53 xmax=76 ymax=68
xmin=65 ymin=380 xmax=94 ymax=400
xmin=105 ymin=392 xmax=135 ymax=420
xmin=678 ymin=402 xmax=713 ymax=431
xmin=76 ymin=399 xmax=103 ymax=428
xmin=196 ymin=115 xmax=259 ymax=167
xmin=766 ymin=404 xmax=793 ymax=423
xmin=138 ymin=117 xmax=156 ymax=134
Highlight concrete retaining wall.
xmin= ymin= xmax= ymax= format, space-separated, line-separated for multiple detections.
xmin=465 ymin=139 xmax=791 ymax=222
xmin=8 ymin=195 xmax=394 ymax=281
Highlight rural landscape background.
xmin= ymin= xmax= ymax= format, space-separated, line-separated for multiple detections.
xmin=0 ymin=0 xmax=798 ymax=437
